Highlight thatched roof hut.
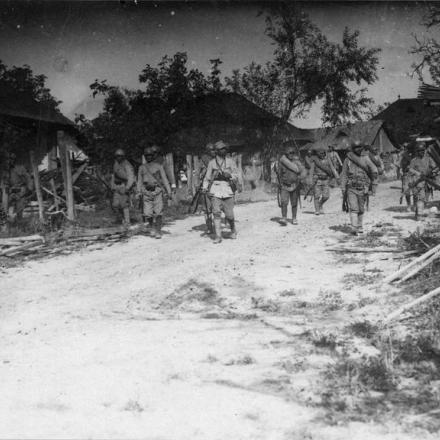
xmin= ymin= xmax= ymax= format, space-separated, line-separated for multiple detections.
xmin=166 ymin=92 xmax=312 ymax=154
xmin=304 ymin=120 xmax=396 ymax=153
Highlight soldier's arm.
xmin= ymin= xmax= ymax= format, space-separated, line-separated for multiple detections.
xmin=229 ymin=159 xmax=240 ymax=182
xmin=408 ymin=160 xmax=421 ymax=177
xmin=279 ymin=155 xmax=301 ymax=173
xmin=159 ymin=165 xmax=171 ymax=195
xmin=136 ymin=167 xmax=143 ymax=194
xmin=328 ymin=158 xmax=339 ymax=178
xmin=202 ymin=161 xmax=213 ymax=191
xmin=366 ymin=157 xmax=378 ymax=181
xmin=126 ymin=162 xmax=136 ymax=190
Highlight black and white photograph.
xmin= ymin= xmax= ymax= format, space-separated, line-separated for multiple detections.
xmin=1 ymin=0 xmax=440 ymax=438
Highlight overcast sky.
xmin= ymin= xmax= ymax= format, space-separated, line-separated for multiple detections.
xmin=0 ymin=1 xmax=435 ymax=128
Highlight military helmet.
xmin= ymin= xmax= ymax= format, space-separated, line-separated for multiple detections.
xmin=283 ymin=140 xmax=297 ymax=154
xmin=214 ymin=140 xmax=229 ymax=151
xmin=351 ymin=140 xmax=364 ymax=150
xmin=144 ymin=146 xmax=155 ymax=156
xmin=151 ymin=145 xmax=161 ymax=154
xmin=114 ymin=148 xmax=125 ymax=157
xmin=206 ymin=142 xmax=215 ymax=151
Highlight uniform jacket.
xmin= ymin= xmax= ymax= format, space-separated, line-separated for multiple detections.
xmin=310 ymin=156 xmax=338 ymax=181
xmin=408 ymin=155 xmax=436 ymax=178
xmin=137 ymin=161 xmax=171 ymax=195
xmin=340 ymin=153 xmax=378 ymax=191
xmin=111 ymin=159 xmax=135 ymax=193
xmin=202 ymin=156 xmax=239 ymax=199
xmin=277 ymin=155 xmax=306 ymax=190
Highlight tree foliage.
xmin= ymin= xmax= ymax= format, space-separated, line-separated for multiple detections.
xmin=76 ymin=52 xmax=223 ymax=168
xmin=0 ymin=60 xmax=60 ymax=162
xmin=225 ymin=3 xmax=380 ymax=126
xmin=411 ymin=5 xmax=440 ymax=85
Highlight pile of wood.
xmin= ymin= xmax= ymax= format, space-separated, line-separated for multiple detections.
xmin=0 ymin=225 xmax=142 ymax=261
xmin=383 ymin=243 xmax=440 ymax=284
xmin=382 ymin=243 xmax=440 ymax=323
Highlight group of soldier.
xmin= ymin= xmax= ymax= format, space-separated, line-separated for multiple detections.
xmin=1 ymin=135 xmax=437 ymax=240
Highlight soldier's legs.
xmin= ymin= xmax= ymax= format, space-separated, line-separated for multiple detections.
xmin=142 ymin=196 xmax=155 ymax=234
xmin=414 ymin=186 xmax=426 ymax=220
xmin=289 ymin=189 xmax=298 ymax=224
xmin=153 ymin=192 xmax=164 ymax=238
xmin=211 ymin=197 xmax=223 ymax=243
xmin=320 ymin=183 xmax=330 ymax=214
xmin=313 ymin=184 xmax=322 ymax=214
xmin=222 ymin=197 xmax=236 ymax=238
xmin=279 ymin=189 xmax=290 ymax=224
xmin=347 ymin=189 xmax=360 ymax=234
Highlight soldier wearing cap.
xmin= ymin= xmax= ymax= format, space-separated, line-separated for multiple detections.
xmin=309 ymin=145 xmax=338 ymax=215
xmin=340 ymin=140 xmax=378 ymax=234
xmin=367 ymin=144 xmax=384 ymax=195
xmin=276 ymin=141 xmax=306 ymax=225
xmin=408 ymin=142 xmax=436 ymax=220
xmin=137 ymin=145 xmax=172 ymax=238
xmin=111 ymin=148 xmax=135 ymax=227
xmin=202 ymin=140 xmax=239 ymax=243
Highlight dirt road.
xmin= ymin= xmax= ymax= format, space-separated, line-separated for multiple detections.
xmin=0 ymin=182 xmax=436 ymax=439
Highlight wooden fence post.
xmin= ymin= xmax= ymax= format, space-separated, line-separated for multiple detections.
xmin=58 ymin=131 xmax=75 ymax=221
xmin=29 ymin=150 xmax=45 ymax=221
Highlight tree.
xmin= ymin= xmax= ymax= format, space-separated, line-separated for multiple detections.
xmin=225 ymin=3 xmax=380 ymax=126
xmin=0 ymin=61 xmax=61 ymax=162
xmin=76 ymin=52 xmax=224 ymax=168
xmin=411 ymin=5 xmax=440 ymax=85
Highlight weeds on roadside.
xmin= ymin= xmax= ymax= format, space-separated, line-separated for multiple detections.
xmin=317 ymin=289 xmax=343 ymax=311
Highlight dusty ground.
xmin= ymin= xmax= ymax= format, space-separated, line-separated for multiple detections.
xmin=0 ymin=181 xmax=438 ymax=439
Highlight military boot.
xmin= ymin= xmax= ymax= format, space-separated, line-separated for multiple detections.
xmin=357 ymin=214 xmax=364 ymax=234
xmin=291 ymin=206 xmax=298 ymax=225
xmin=228 ymin=219 xmax=237 ymax=239
xmin=154 ymin=215 xmax=163 ymax=239
xmin=350 ymin=212 xmax=358 ymax=235
xmin=213 ymin=218 xmax=222 ymax=243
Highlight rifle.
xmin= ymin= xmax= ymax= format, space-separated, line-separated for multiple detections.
xmin=189 ymin=169 xmax=214 ymax=234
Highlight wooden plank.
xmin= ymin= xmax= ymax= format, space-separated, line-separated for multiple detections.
xmin=383 ymin=243 xmax=440 ymax=283
xmin=58 ymin=132 xmax=75 ymax=221
xmin=72 ymin=162 xmax=88 ymax=185
xmin=50 ymin=178 xmax=60 ymax=210
xmin=384 ymin=285 xmax=440 ymax=323
xmin=0 ymin=241 xmax=42 ymax=257
xmin=29 ymin=150 xmax=45 ymax=221
xmin=0 ymin=234 xmax=43 ymax=244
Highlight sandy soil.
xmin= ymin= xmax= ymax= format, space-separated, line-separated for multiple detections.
xmin=0 ymin=181 xmax=437 ymax=439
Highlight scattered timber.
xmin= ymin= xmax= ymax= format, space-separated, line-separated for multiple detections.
xmin=384 ymin=285 xmax=440 ymax=323
xmin=326 ymin=246 xmax=405 ymax=253
xmin=383 ymin=243 xmax=440 ymax=284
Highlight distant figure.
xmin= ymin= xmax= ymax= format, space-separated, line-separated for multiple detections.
xmin=137 ymin=145 xmax=172 ymax=238
xmin=202 ymin=141 xmax=239 ymax=243
xmin=400 ymin=144 xmax=413 ymax=211
xmin=276 ymin=141 xmax=306 ymax=225
xmin=408 ymin=143 xmax=436 ymax=220
xmin=328 ymin=145 xmax=343 ymax=174
xmin=309 ymin=146 xmax=339 ymax=215
xmin=111 ymin=148 xmax=135 ymax=227
xmin=6 ymin=152 xmax=34 ymax=220
xmin=340 ymin=141 xmax=378 ymax=235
